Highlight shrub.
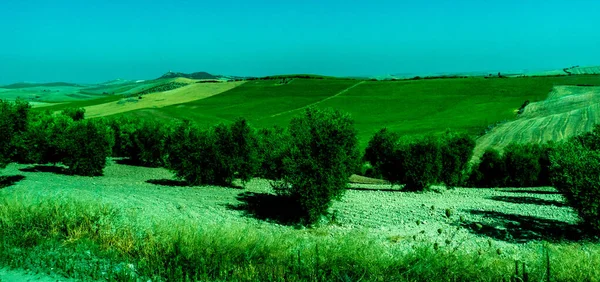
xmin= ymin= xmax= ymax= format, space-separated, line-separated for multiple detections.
xmin=571 ymin=124 xmax=600 ymax=151
xmin=61 ymin=107 xmax=86 ymax=121
xmin=256 ymin=126 xmax=289 ymax=180
xmin=364 ymin=128 xmax=400 ymax=180
xmin=0 ymin=99 xmax=32 ymax=165
xmin=166 ymin=121 xmax=220 ymax=186
xmin=503 ymin=143 xmax=542 ymax=187
xmin=0 ymin=100 xmax=16 ymax=168
xmin=471 ymin=148 xmax=506 ymax=187
xmin=106 ymin=116 xmax=137 ymax=158
xmin=438 ymin=132 xmax=475 ymax=188
xmin=228 ymin=118 xmax=259 ymax=184
xmin=395 ymin=136 xmax=442 ymax=191
xmin=62 ymin=120 xmax=114 ymax=176
xmin=21 ymin=113 xmax=73 ymax=165
xmin=279 ymin=108 xmax=360 ymax=224
xmin=550 ymin=141 xmax=600 ymax=234
xmin=129 ymin=119 xmax=168 ymax=167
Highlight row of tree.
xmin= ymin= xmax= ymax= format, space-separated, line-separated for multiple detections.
xmin=0 ymin=100 xmax=358 ymax=224
xmin=1 ymin=99 xmax=599 ymax=232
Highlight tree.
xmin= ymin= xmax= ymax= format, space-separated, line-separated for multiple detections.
xmin=550 ymin=141 xmax=600 ymax=234
xmin=62 ymin=120 xmax=114 ymax=176
xmin=439 ymin=132 xmax=475 ymax=188
xmin=364 ymin=128 xmax=400 ymax=180
xmin=395 ymin=136 xmax=442 ymax=191
xmin=279 ymin=108 xmax=360 ymax=224
xmin=61 ymin=107 xmax=86 ymax=121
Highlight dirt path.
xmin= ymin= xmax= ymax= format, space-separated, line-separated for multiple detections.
xmin=269 ymin=81 xmax=365 ymax=118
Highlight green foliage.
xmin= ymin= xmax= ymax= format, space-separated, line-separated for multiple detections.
xmin=471 ymin=148 xmax=507 ymax=188
xmin=0 ymin=100 xmax=15 ymax=168
xmin=279 ymin=108 xmax=360 ymax=224
xmin=571 ymin=124 xmax=600 ymax=151
xmin=364 ymin=128 xmax=400 ymax=180
xmin=395 ymin=136 xmax=442 ymax=191
xmin=0 ymin=99 xmax=32 ymax=167
xmin=129 ymin=119 xmax=169 ymax=167
xmin=550 ymin=141 xmax=600 ymax=233
xmin=256 ymin=126 xmax=289 ymax=180
xmin=228 ymin=118 xmax=260 ymax=184
xmin=469 ymin=143 xmax=554 ymax=188
xmin=61 ymin=120 xmax=114 ymax=176
xmin=166 ymin=118 xmax=259 ymax=186
xmin=503 ymin=143 xmax=542 ymax=187
xmin=61 ymin=107 xmax=86 ymax=121
xmin=438 ymin=131 xmax=475 ymax=188
xmin=20 ymin=113 xmax=73 ymax=165
xmin=166 ymin=121 xmax=219 ymax=186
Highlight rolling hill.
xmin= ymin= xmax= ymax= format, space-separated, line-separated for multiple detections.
xmin=119 ymin=75 xmax=600 ymax=149
xmin=473 ymin=85 xmax=600 ymax=160
xmin=7 ymin=71 xmax=600 ymax=151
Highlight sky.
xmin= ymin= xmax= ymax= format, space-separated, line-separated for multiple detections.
xmin=1 ymin=0 xmax=599 ymax=84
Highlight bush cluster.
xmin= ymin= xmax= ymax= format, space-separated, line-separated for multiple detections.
xmin=1 ymin=103 xmax=113 ymax=176
xmin=469 ymin=143 xmax=554 ymax=188
xmin=549 ymin=126 xmax=600 ymax=234
xmin=165 ymin=118 xmax=259 ymax=187
xmin=364 ymin=129 xmax=475 ymax=191
xmin=61 ymin=120 xmax=114 ymax=176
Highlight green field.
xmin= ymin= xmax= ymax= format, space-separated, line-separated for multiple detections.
xmin=120 ymin=75 xmax=600 ymax=148
xmin=17 ymin=75 xmax=600 ymax=148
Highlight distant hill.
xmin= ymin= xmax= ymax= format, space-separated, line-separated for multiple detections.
xmin=0 ymin=82 xmax=81 ymax=89
xmin=158 ymin=71 xmax=219 ymax=80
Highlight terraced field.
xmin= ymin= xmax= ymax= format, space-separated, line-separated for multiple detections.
xmin=474 ymin=85 xmax=600 ymax=159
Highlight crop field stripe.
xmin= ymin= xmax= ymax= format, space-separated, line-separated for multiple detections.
xmin=269 ymin=81 xmax=365 ymax=118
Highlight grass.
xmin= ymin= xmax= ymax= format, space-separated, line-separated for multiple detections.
xmin=1 ymin=194 xmax=599 ymax=281
xmin=122 ymin=78 xmax=358 ymax=127
xmin=118 ymin=75 xmax=600 ymax=149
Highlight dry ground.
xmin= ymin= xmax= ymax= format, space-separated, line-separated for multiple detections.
xmin=0 ymin=160 xmax=581 ymax=260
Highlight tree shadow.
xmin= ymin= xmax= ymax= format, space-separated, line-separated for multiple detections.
xmin=488 ymin=196 xmax=567 ymax=207
xmin=0 ymin=175 xmax=25 ymax=189
xmin=145 ymin=179 xmax=244 ymax=189
xmin=226 ymin=192 xmax=304 ymax=226
xmin=347 ymin=186 xmax=403 ymax=193
xmin=114 ymin=158 xmax=162 ymax=168
xmin=500 ymin=189 xmax=561 ymax=195
xmin=146 ymin=179 xmax=189 ymax=187
xmin=19 ymin=165 xmax=70 ymax=175
xmin=461 ymin=209 xmax=584 ymax=243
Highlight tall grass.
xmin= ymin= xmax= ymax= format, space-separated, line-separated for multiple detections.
xmin=0 ymin=195 xmax=599 ymax=281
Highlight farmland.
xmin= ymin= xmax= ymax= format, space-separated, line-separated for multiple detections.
xmin=2 ymin=160 xmax=599 ymax=281
xmin=3 ymin=73 xmax=600 ymax=281
xmin=116 ymin=75 xmax=600 ymax=148
xmin=10 ymin=74 xmax=600 ymax=150
xmin=474 ymin=85 xmax=600 ymax=159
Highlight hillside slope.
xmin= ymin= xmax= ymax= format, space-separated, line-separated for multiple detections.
xmin=474 ymin=85 xmax=600 ymax=159
xmin=85 ymin=81 xmax=244 ymax=118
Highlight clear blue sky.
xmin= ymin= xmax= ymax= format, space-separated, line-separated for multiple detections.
xmin=1 ymin=0 xmax=599 ymax=83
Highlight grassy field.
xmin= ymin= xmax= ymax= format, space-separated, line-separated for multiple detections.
xmin=11 ymin=74 xmax=600 ymax=150
xmin=119 ymin=75 xmax=600 ymax=148
xmin=1 ymin=161 xmax=599 ymax=281
xmin=121 ymin=79 xmax=360 ymax=127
